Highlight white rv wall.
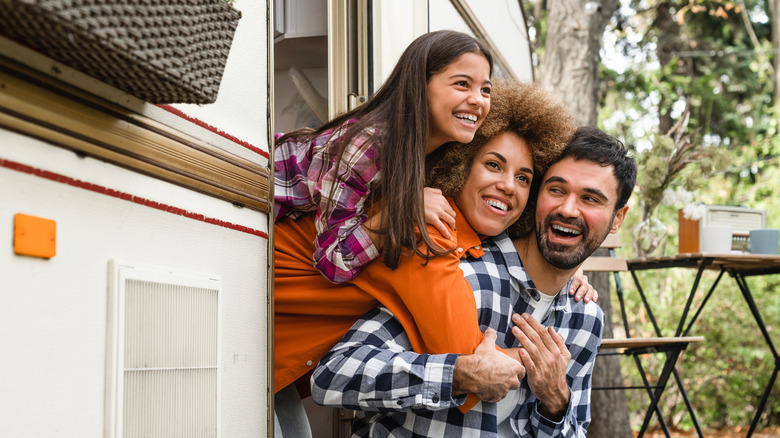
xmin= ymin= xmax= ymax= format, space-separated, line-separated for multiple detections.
xmin=0 ymin=1 xmax=271 ymax=436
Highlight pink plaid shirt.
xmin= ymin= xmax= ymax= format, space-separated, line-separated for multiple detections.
xmin=274 ymin=120 xmax=381 ymax=283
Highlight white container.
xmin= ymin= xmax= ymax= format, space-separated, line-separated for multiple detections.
xmin=700 ymin=225 xmax=733 ymax=253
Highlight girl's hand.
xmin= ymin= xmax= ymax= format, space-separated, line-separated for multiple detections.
xmin=569 ymin=267 xmax=598 ymax=303
xmin=424 ymin=187 xmax=457 ymax=240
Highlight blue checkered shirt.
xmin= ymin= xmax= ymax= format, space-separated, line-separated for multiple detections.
xmin=311 ymin=232 xmax=604 ymax=437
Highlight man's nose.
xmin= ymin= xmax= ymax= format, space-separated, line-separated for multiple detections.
xmin=558 ymin=195 xmax=580 ymax=217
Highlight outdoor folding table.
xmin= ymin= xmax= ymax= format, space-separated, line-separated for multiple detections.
xmin=628 ymin=252 xmax=780 ymax=438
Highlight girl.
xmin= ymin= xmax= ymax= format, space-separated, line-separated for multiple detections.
xmin=274 ymin=30 xmax=492 ymax=285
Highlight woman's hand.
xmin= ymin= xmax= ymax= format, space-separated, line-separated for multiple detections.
xmin=424 ymin=187 xmax=457 ymax=240
xmin=569 ymin=267 xmax=598 ymax=303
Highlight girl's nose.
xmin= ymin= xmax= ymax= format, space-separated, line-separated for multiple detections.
xmin=467 ymin=89 xmax=487 ymax=108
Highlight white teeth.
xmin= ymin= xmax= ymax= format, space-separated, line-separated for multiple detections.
xmin=485 ymin=199 xmax=508 ymax=212
xmin=455 ymin=113 xmax=478 ymax=124
xmin=552 ymin=224 xmax=581 ymax=235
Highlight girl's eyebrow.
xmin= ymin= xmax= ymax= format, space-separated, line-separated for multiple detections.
xmin=449 ymin=74 xmax=492 ymax=86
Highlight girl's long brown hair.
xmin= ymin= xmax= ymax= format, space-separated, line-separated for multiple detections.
xmin=276 ymin=31 xmax=493 ymax=269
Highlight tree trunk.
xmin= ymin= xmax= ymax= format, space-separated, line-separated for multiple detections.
xmin=538 ymin=0 xmax=631 ymax=435
xmin=587 ymin=264 xmax=632 ymax=437
xmin=539 ymin=0 xmax=619 ymax=125
xmin=771 ymin=0 xmax=780 ymax=114
xmin=654 ymin=2 xmax=678 ymax=135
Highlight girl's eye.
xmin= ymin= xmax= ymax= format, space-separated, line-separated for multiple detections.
xmin=516 ymin=174 xmax=530 ymax=184
xmin=455 ymin=80 xmax=469 ymax=87
xmin=481 ymin=87 xmax=492 ymax=95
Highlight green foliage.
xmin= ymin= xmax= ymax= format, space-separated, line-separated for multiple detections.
xmin=526 ymin=0 xmax=780 ymax=431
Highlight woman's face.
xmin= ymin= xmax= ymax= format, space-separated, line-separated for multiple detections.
xmin=426 ymin=52 xmax=492 ymax=154
xmin=456 ymin=132 xmax=534 ymax=236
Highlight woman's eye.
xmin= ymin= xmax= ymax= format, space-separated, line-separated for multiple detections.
xmin=486 ymin=161 xmax=500 ymax=169
xmin=516 ymin=174 xmax=530 ymax=183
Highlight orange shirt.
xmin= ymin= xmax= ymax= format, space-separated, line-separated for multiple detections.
xmin=274 ymin=200 xmax=487 ymax=410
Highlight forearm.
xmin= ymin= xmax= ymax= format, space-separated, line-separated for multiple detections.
xmin=311 ymin=307 xmax=464 ymax=412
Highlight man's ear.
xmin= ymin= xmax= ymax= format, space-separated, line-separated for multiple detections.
xmin=610 ymin=205 xmax=629 ymax=234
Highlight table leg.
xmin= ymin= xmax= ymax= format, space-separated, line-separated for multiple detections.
xmin=638 ymin=349 xmax=682 ymax=438
xmin=681 ymin=269 xmax=725 ymax=336
xmin=630 ymin=268 xmax=705 ymax=438
xmin=732 ymin=272 xmax=780 ymax=437
xmin=674 ymin=263 xmax=708 ymax=337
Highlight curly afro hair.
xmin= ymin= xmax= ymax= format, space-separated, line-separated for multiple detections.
xmin=425 ymin=79 xmax=576 ymax=237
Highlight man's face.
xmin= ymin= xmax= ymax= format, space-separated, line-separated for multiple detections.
xmin=535 ymin=157 xmax=628 ymax=270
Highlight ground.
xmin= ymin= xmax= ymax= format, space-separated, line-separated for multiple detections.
xmin=639 ymin=426 xmax=780 ymax=437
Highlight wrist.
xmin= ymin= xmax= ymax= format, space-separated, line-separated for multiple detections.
xmin=538 ymin=391 xmax=569 ymax=421
xmin=452 ymin=354 xmax=477 ymax=396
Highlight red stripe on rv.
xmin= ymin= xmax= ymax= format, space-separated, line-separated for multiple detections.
xmin=157 ymin=104 xmax=270 ymax=159
xmin=1 ymin=157 xmax=269 ymax=239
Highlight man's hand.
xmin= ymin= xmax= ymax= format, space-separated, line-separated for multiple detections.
xmin=511 ymin=313 xmax=571 ymax=420
xmin=453 ymin=329 xmax=525 ymax=402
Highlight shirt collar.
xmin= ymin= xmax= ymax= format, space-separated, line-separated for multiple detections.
xmin=449 ymin=199 xmax=485 ymax=259
xmin=488 ymin=233 xmax=573 ymax=313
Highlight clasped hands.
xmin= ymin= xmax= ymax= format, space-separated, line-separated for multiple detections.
xmin=453 ymin=313 xmax=571 ymax=419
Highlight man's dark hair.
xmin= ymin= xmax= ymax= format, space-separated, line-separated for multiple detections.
xmin=560 ymin=126 xmax=637 ymax=210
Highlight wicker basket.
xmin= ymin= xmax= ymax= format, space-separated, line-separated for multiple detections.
xmin=0 ymin=0 xmax=241 ymax=104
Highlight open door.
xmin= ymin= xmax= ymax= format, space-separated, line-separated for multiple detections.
xmin=270 ymin=1 xmax=533 ymax=436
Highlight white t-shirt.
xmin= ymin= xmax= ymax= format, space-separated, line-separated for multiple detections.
xmin=496 ymin=291 xmax=559 ymax=436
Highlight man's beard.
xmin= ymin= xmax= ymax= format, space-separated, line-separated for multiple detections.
xmin=536 ymin=213 xmax=613 ymax=270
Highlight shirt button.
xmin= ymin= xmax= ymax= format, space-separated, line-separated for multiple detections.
xmin=432 ymin=395 xmax=440 ymax=403
xmin=457 ymin=247 xmax=463 ymax=253
xmin=397 ymin=400 xmax=403 ymax=406
xmin=475 ymin=245 xmax=481 ymax=250
xmin=306 ymin=360 xmax=313 ymax=367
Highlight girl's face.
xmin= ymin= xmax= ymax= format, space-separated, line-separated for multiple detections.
xmin=456 ymin=132 xmax=534 ymax=237
xmin=426 ymin=52 xmax=492 ymax=154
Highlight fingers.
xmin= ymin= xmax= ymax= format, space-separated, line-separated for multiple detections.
xmin=423 ymin=187 xmax=456 ymax=239
xmin=511 ymin=313 xmax=562 ymax=357
xmin=431 ymin=219 xmax=453 ymax=241
xmin=476 ymin=328 xmax=497 ymax=353
xmin=549 ymin=328 xmax=571 ymax=361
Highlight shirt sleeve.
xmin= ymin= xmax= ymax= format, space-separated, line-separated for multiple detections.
xmin=311 ymin=306 xmax=464 ymax=412
xmin=351 ymin=223 xmax=486 ymax=358
xmin=311 ymin=127 xmax=381 ymax=284
xmin=523 ymin=304 xmax=604 ymax=438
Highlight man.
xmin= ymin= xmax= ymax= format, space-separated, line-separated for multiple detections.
xmin=311 ymin=126 xmax=637 ymax=437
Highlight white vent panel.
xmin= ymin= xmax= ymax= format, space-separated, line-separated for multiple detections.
xmin=107 ymin=261 xmax=221 ymax=438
